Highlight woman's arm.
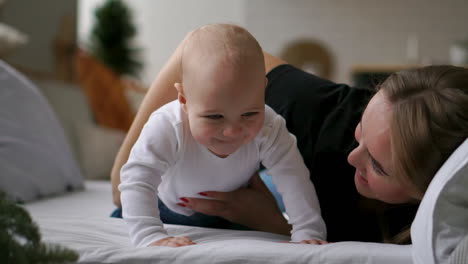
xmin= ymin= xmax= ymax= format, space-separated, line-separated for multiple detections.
xmin=264 ymin=51 xmax=287 ymax=74
xmin=182 ymin=173 xmax=292 ymax=236
xmin=111 ymin=37 xmax=184 ymax=207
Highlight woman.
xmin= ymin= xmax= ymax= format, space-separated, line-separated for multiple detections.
xmin=111 ymin=29 xmax=468 ymax=244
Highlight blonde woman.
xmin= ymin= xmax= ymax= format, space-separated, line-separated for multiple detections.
xmin=111 ymin=25 xmax=468 ymax=244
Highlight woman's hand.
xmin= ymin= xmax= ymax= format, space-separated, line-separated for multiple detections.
xmin=149 ymin=236 xmax=196 ymax=247
xmin=178 ymin=173 xmax=292 ymax=235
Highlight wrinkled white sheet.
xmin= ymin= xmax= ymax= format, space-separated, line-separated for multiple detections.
xmin=25 ymin=181 xmax=413 ymax=264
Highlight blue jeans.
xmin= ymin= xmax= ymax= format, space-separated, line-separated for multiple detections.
xmin=111 ymin=198 xmax=250 ymax=230
xmin=112 ymin=171 xmax=285 ymax=229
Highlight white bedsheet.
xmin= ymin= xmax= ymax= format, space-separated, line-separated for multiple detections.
xmin=24 ymin=180 xmax=413 ymax=264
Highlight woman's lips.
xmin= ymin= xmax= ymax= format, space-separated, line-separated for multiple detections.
xmin=357 ymin=170 xmax=368 ymax=185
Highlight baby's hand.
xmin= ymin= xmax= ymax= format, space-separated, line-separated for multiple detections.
xmin=298 ymin=239 xmax=328 ymax=245
xmin=149 ymin=236 xmax=196 ymax=247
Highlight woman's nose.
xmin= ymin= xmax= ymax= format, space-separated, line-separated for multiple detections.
xmin=347 ymin=145 xmax=362 ymax=168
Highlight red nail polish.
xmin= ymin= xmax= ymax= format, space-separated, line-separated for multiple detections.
xmin=199 ymin=192 xmax=207 ymax=196
xmin=177 ymin=203 xmax=186 ymax=207
xmin=180 ymin=197 xmax=189 ymax=203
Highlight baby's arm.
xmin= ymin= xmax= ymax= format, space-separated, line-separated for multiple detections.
xmin=119 ymin=112 xmax=186 ymax=247
xmin=260 ymin=108 xmax=327 ymax=242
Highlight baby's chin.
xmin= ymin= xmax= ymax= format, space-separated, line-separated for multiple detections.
xmin=207 ymin=137 xmax=256 ymax=157
xmin=208 ymin=143 xmax=243 ymax=158
xmin=208 ymin=147 xmax=237 ymax=158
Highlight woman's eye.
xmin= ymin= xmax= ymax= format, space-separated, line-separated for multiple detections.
xmin=370 ymin=157 xmax=387 ymax=176
xmin=205 ymin=114 xmax=223 ymax=120
xmin=242 ymin=112 xmax=258 ymax=117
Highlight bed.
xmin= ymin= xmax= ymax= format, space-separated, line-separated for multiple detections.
xmin=1 ymin=58 xmax=467 ymax=264
xmin=24 ymin=180 xmax=412 ymax=264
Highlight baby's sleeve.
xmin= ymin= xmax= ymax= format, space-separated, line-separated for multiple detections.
xmin=119 ymin=112 xmax=180 ymax=247
xmin=259 ymin=108 xmax=327 ymax=241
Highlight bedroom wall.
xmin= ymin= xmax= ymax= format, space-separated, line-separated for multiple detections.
xmin=3 ymin=0 xmax=468 ymax=84
xmin=246 ymin=0 xmax=468 ymax=83
xmin=1 ymin=0 xmax=77 ymax=74
xmin=75 ymin=0 xmax=468 ymax=85
xmin=78 ymin=0 xmax=246 ymax=85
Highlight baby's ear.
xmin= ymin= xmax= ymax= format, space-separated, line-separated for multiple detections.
xmin=174 ymin=82 xmax=183 ymax=93
xmin=174 ymin=83 xmax=187 ymax=111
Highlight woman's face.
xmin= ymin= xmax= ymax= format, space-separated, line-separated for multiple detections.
xmin=347 ymin=91 xmax=417 ymax=204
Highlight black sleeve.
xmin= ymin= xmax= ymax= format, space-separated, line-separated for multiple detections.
xmin=265 ymin=64 xmax=384 ymax=242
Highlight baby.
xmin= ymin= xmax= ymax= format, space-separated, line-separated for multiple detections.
xmin=119 ymin=23 xmax=326 ymax=247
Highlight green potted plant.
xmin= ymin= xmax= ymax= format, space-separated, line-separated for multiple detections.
xmin=89 ymin=0 xmax=142 ymax=77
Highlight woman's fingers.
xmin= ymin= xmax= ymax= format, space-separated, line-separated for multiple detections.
xmin=199 ymin=190 xmax=233 ymax=201
xmin=180 ymin=196 xmax=229 ymax=217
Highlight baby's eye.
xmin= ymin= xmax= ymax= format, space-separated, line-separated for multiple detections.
xmin=205 ymin=114 xmax=223 ymax=120
xmin=242 ymin=112 xmax=258 ymax=117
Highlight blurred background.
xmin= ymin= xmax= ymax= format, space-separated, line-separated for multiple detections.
xmin=1 ymin=0 xmax=468 ymax=180
xmin=3 ymin=0 xmax=468 ymax=84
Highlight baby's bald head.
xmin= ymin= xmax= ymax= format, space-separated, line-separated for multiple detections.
xmin=180 ymin=24 xmax=265 ymax=98
xmin=175 ymin=25 xmax=266 ymax=158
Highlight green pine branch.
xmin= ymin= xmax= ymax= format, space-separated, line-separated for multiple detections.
xmin=0 ymin=192 xmax=79 ymax=263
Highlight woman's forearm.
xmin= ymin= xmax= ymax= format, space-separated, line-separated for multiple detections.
xmin=111 ymin=38 xmax=185 ymax=207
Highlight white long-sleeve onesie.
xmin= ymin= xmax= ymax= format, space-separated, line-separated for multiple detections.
xmin=119 ymin=100 xmax=326 ymax=247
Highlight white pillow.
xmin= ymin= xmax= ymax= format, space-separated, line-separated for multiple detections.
xmin=412 ymin=138 xmax=468 ymax=264
xmin=33 ymin=79 xmax=93 ymax=163
xmin=77 ymin=123 xmax=126 ymax=180
xmin=0 ymin=60 xmax=84 ymax=202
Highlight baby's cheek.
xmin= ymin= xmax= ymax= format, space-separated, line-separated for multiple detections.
xmin=245 ymin=124 xmax=262 ymax=142
xmin=251 ymin=119 xmax=264 ymax=136
xmin=191 ymin=127 xmax=213 ymax=145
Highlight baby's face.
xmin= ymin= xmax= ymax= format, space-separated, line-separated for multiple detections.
xmin=183 ymin=61 xmax=266 ymax=158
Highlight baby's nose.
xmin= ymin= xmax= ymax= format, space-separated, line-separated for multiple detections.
xmin=223 ymin=123 xmax=242 ymax=137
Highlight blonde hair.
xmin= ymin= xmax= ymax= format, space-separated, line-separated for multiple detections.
xmin=376 ymin=65 xmax=468 ymax=244
xmin=380 ymin=65 xmax=468 ymax=199
xmin=181 ymin=23 xmax=264 ymax=81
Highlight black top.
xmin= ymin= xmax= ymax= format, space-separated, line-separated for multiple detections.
xmin=265 ymin=64 xmax=417 ymax=242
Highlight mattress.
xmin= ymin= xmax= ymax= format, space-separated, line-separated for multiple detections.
xmin=24 ymin=180 xmax=413 ymax=264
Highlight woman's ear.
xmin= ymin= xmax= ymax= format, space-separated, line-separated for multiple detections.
xmin=264 ymin=77 xmax=268 ymax=89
